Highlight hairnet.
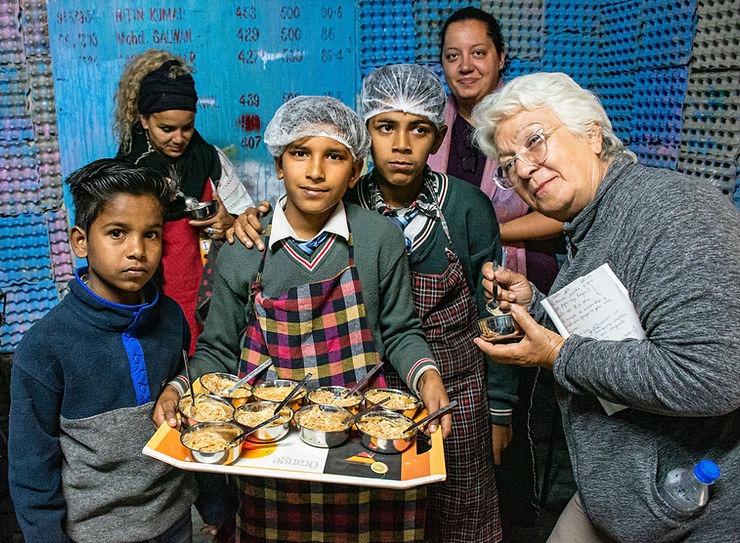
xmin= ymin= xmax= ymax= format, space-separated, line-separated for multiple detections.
xmin=263 ymin=96 xmax=371 ymax=159
xmin=361 ymin=64 xmax=447 ymax=127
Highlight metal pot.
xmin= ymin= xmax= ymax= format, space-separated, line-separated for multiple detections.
xmin=187 ymin=199 xmax=218 ymax=220
xmin=293 ymin=404 xmax=353 ymax=448
xmin=233 ymin=400 xmax=293 ymax=443
xmin=356 ymin=409 xmax=416 ymax=454
xmin=363 ymin=387 xmax=421 ymax=419
xmin=180 ymin=421 xmax=243 ymax=465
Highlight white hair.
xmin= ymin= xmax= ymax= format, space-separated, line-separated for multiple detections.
xmin=473 ymin=72 xmax=636 ymax=163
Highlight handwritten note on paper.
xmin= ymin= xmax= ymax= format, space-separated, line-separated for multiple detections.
xmin=541 ymin=263 xmax=645 ymax=415
xmin=542 ymin=264 xmax=645 ymax=341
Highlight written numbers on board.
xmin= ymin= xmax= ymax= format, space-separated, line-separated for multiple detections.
xmin=48 ymin=1 xmax=357 ymax=205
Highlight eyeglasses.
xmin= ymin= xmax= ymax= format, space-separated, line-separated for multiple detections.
xmin=493 ymin=125 xmax=561 ymax=190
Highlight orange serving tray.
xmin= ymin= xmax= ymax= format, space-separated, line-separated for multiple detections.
xmin=144 ymin=419 xmax=446 ymax=490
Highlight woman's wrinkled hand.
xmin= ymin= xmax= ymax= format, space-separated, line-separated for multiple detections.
xmin=225 ymin=200 xmax=272 ymax=249
xmin=474 ymin=304 xmax=565 ymax=370
xmin=482 ymin=261 xmax=533 ymax=311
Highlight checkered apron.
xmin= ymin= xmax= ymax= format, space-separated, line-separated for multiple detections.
xmin=386 ymin=209 xmax=502 ymax=543
xmin=232 ymin=220 xmax=424 ymax=543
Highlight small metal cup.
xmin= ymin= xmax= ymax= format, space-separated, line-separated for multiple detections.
xmin=475 ymin=314 xmax=524 ymax=343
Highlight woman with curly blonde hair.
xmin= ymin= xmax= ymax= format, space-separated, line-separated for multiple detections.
xmin=114 ymin=49 xmax=254 ymax=354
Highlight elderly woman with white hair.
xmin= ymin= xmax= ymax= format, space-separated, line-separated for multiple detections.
xmin=473 ymin=72 xmax=740 ymax=542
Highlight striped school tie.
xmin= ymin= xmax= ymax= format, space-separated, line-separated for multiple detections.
xmin=292 ymin=231 xmax=330 ymax=255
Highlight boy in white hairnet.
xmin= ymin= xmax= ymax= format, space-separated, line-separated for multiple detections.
xmin=175 ymin=95 xmax=451 ymax=542
xmin=228 ymin=66 xmax=513 ymax=543
xmin=347 ymin=63 xmax=509 ymax=543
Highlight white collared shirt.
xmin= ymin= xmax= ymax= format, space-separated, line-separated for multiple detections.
xmin=269 ymin=195 xmax=350 ymax=251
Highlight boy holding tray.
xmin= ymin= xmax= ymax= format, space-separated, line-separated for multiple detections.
xmin=156 ymin=95 xmax=451 ymax=542
xmin=9 ymin=159 xmax=196 ymax=542
xmin=231 ymin=65 xmax=513 ymax=543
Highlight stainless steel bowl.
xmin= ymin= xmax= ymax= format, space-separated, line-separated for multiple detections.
xmin=356 ymin=409 xmax=416 ymax=454
xmin=475 ymin=314 xmax=524 ymax=343
xmin=233 ymin=401 xmax=293 ymax=443
xmin=198 ymin=372 xmax=252 ymax=406
xmin=294 ymin=404 xmax=353 ymax=448
xmin=178 ymin=393 xmax=235 ymax=427
xmin=363 ymin=387 xmax=421 ymax=419
xmin=180 ymin=421 xmax=243 ymax=465
xmin=187 ymin=199 xmax=218 ymax=220
xmin=252 ymin=379 xmax=307 ymax=411
xmin=307 ymin=386 xmax=364 ymax=413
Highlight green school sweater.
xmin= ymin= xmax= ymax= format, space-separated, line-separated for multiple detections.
xmin=347 ymin=169 xmax=518 ymax=424
xmin=191 ymin=202 xmax=438 ymax=394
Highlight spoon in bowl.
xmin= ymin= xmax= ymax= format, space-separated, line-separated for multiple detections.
xmin=404 ymin=400 xmax=458 ymax=434
xmin=228 ymin=414 xmax=281 ymax=447
xmin=341 ymin=396 xmax=391 ymax=427
xmin=220 ymin=359 xmax=274 ymax=396
xmin=340 ymin=361 xmax=385 ymax=399
xmin=272 ymin=373 xmax=312 ymax=415
xmin=486 ymin=258 xmax=506 ymax=315
xmin=182 ymin=350 xmax=196 ymax=406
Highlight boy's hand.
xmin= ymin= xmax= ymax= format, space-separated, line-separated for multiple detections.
xmin=226 ymin=200 xmax=271 ymax=249
xmin=153 ymin=384 xmax=181 ymax=429
xmin=416 ymin=370 xmax=452 ymax=438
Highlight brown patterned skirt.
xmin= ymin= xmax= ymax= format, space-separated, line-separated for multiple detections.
xmin=231 ymin=477 xmax=427 ymax=543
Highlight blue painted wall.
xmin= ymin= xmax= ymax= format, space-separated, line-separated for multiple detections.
xmin=48 ymin=1 xmax=358 ymax=208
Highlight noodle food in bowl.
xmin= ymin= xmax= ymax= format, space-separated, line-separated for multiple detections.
xmin=180 ymin=421 xmax=243 ymax=464
xmin=178 ymin=393 xmax=235 ymax=426
xmin=363 ymin=388 xmax=421 ymax=418
xmin=308 ymin=386 xmax=363 ymax=412
xmin=294 ymin=404 xmax=353 ymax=448
xmin=199 ymin=372 xmax=252 ymax=401
xmin=253 ymin=379 xmax=307 ymax=410
xmin=356 ymin=409 xmax=416 ymax=454
xmin=232 ymin=401 xmax=292 ymax=443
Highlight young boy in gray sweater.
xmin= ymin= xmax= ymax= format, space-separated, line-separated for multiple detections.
xmin=9 ymin=159 xmax=196 ymax=543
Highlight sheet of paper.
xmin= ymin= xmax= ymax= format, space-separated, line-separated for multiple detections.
xmin=541 ymin=263 xmax=645 ymax=415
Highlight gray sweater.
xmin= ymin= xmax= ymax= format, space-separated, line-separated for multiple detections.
xmin=530 ymin=156 xmax=740 ymax=542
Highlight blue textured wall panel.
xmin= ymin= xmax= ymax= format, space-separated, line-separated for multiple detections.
xmin=0 ymin=281 xmax=59 ymax=353
xmin=0 ymin=212 xmax=54 ymax=287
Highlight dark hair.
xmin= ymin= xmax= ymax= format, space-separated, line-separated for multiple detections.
xmin=440 ymin=7 xmax=505 ymax=57
xmin=66 ymin=158 xmax=174 ymax=232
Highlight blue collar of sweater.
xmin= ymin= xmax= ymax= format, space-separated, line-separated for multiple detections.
xmin=71 ymin=267 xmax=160 ymax=334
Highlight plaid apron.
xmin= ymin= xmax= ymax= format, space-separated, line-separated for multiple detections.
xmin=232 ymin=219 xmax=424 ymax=543
xmin=386 ymin=209 xmax=502 ymax=543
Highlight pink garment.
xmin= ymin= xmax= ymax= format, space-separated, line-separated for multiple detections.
xmin=428 ymin=95 xmax=529 ymax=275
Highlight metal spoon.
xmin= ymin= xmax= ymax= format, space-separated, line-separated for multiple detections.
xmin=220 ymin=359 xmax=274 ymax=395
xmin=341 ymin=396 xmax=391 ymax=426
xmin=486 ymin=259 xmax=504 ymax=316
xmin=178 ymin=190 xmax=200 ymax=211
xmin=228 ymin=414 xmax=280 ymax=446
xmin=405 ymin=400 xmax=458 ymax=434
xmin=182 ymin=350 xmax=196 ymax=406
xmin=272 ymin=373 xmax=312 ymax=415
xmin=341 ymin=361 xmax=385 ymax=399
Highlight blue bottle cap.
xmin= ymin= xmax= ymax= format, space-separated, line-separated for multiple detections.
xmin=694 ymin=459 xmax=721 ymax=484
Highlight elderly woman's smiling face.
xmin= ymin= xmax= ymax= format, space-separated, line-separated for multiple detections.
xmin=495 ymin=108 xmax=607 ymax=222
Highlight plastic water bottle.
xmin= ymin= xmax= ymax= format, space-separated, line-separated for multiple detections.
xmin=659 ymin=459 xmax=721 ymax=512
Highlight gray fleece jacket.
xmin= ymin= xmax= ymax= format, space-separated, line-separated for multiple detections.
xmin=530 ymin=156 xmax=740 ymax=542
